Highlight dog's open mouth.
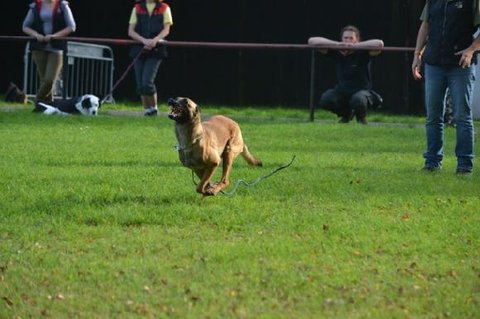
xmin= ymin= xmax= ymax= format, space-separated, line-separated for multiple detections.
xmin=168 ymin=103 xmax=181 ymax=120
xmin=168 ymin=105 xmax=183 ymax=121
xmin=168 ymin=98 xmax=188 ymax=122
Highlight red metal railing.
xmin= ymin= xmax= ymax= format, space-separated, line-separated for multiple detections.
xmin=0 ymin=35 xmax=415 ymax=121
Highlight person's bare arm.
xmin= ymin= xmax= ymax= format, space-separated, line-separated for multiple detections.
xmin=128 ymin=24 xmax=171 ymax=50
xmin=353 ymin=39 xmax=384 ymax=56
xmin=412 ymin=21 xmax=428 ymax=80
xmin=44 ymin=26 xmax=74 ymax=42
xmin=455 ymin=33 xmax=480 ymax=68
xmin=23 ymin=26 xmax=45 ymax=42
xmin=308 ymin=37 xmax=341 ymax=54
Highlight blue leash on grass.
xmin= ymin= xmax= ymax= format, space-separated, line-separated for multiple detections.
xmin=219 ymin=155 xmax=297 ymax=196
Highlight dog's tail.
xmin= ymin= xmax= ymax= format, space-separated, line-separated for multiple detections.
xmin=241 ymin=145 xmax=263 ymax=167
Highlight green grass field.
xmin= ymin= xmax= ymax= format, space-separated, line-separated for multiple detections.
xmin=0 ymin=105 xmax=479 ymax=318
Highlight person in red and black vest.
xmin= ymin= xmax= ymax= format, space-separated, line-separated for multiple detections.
xmin=22 ymin=0 xmax=76 ymax=103
xmin=128 ymin=0 xmax=173 ymax=116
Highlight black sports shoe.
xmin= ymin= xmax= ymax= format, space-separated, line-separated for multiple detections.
xmin=338 ymin=111 xmax=354 ymax=123
xmin=456 ymin=168 xmax=472 ymax=176
xmin=356 ymin=115 xmax=368 ymax=125
xmin=338 ymin=116 xmax=350 ymax=123
xmin=421 ymin=166 xmax=441 ymax=173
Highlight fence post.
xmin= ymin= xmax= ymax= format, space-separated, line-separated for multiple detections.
xmin=62 ymin=40 xmax=68 ymax=99
xmin=309 ymin=48 xmax=316 ymax=122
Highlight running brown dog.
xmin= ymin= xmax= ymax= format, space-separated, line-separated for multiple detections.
xmin=168 ymin=97 xmax=263 ymax=196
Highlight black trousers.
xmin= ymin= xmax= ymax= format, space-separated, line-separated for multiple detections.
xmin=134 ymin=57 xmax=163 ymax=96
xmin=319 ymin=88 xmax=377 ymax=118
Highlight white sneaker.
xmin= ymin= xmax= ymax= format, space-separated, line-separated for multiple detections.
xmin=144 ymin=107 xmax=158 ymax=116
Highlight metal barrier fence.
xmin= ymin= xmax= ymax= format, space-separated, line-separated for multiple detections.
xmin=23 ymin=41 xmax=114 ymax=102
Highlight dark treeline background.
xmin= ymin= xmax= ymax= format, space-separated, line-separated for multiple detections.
xmin=1 ymin=0 xmax=425 ymax=114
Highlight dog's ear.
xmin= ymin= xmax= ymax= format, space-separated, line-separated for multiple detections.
xmin=187 ymin=98 xmax=201 ymax=114
xmin=81 ymin=97 xmax=93 ymax=109
xmin=186 ymin=98 xmax=195 ymax=107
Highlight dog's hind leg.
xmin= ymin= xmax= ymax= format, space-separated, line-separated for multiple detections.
xmin=37 ymin=103 xmax=70 ymax=116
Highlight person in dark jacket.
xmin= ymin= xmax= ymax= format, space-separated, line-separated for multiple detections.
xmin=22 ymin=0 xmax=76 ymax=103
xmin=308 ymin=25 xmax=384 ymax=124
xmin=128 ymin=0 xmax=173 ymax=116
xmin=412 ymin=0 xmax=480 ymax=175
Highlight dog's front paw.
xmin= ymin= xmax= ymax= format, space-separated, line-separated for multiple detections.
xmin=196 ymin=182 xmax=215 ymax=195
xmin=203 ymin=191 xmax=217 ymax=197
xmin=203 ymin=185 xmax=219 ymax=196
xmin=204 ymin=182 xmax=227 ymax=196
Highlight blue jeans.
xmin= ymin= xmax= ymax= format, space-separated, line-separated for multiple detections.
xmin=424 ymin=64 xmax=475 ymax=171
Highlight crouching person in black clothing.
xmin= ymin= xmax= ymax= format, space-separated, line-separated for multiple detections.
xmin=308 ymin=25 xmax=384 ymax=124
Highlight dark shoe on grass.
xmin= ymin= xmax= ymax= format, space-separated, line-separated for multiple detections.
xmin=456 ymin=168 xmax=472 ymax=176
xmin=338 ymin=116 xmax=350 ymax=123
xmin=421 ymin=166 xmax=441 ymax=173
xmin=356 ymin=115 xmax=368 ymax=125
xmin=338 ymin=111 xmax=354 ymax=124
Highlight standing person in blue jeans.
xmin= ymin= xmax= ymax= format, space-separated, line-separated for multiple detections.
xmin=128 ymin=0 xmax=173 ymax=116
xmin=412 ymin=0 xmax=480 ymax=174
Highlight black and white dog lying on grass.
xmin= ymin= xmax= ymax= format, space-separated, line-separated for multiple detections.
xmin=33 ymin=94 xmax=100 ymax=116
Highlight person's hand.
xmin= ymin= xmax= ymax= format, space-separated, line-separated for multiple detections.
xmin=142 ymin=39 xmax=152 ymax=50
xmin=142 ymin=38 xmax=157 ymax=50
xmin=412 ymin=54 xmax=422 ymax=80
xmin=34 ymin=33 xmax=45 ymax=42
xmin=44 ymin=34 xmax=53 ymax=42
xmin=455 ymin=47 xmax=475 ymax=68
